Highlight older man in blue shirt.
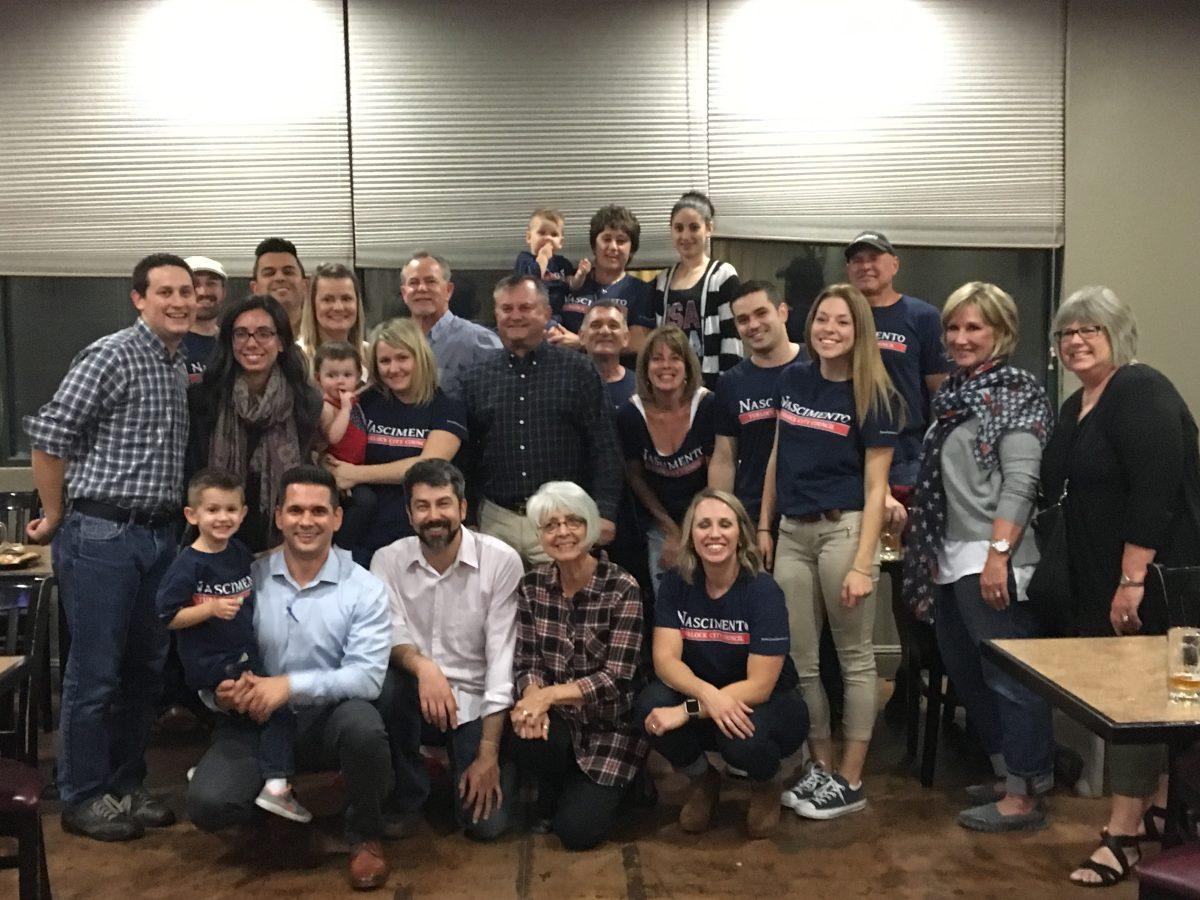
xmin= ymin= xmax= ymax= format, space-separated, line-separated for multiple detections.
xmin=186 ymin=466 xmax=394 ymax=891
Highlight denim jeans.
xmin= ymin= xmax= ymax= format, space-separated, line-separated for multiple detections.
xmin=53 ymin=511 xmax=176 ymax=806
xmin=935 ymin=575 xmax=1054 ymax=796
xmin=379 ymin=668 xmax=516 ymax=840
xmin=634 ymin=679 xmax=809 ymax=782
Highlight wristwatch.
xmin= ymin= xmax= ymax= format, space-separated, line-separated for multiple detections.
xmin=684 ymin=698 xmax=701 ymax=719
xmin=989 ymin=538 xmax=1011 ymax=555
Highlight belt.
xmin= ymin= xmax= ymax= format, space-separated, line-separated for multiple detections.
xmin=72 ymin=498 xmax=177 ymax=528
xmin=794 ymin=509 xmax=843 ymax=524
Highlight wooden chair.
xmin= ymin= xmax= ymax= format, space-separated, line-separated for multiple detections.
xmin=1 ymin=490 xmax=55 ymax=734
xmin=0 ymin=574 xmax=54 ymax=899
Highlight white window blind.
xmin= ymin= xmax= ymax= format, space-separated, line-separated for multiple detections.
xmin=707 ymin=0 xmax=1065 ymax=248
xmin=347 ymin=0 xmax=709 ymax=269
xmin=0 ymin=0 xmax=353 ymax=276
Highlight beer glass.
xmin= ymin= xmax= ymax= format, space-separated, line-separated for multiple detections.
xmin=1167 ymin=626 xmax=1200 ymax=702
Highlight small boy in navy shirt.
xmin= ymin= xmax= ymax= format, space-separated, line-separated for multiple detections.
xmin=513 ymin=207 xmax=591 ymax=327
xmin=156 ymin=468 xmax=311 ymax=823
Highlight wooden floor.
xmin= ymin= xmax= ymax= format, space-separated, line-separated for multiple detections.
xmin=4 ymin=688 xmax=1139 ymax=899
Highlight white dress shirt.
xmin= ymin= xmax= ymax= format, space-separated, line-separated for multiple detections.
xmin=370 ymin=528 xmax=522 ymax=725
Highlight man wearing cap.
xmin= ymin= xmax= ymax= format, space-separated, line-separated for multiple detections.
xmin=844 ymin=231 xmax=949 ymax=491
xmin=182 ymin=255 xmax=227 ymax=384
xmin=400 ymin=250 xmax=501 ymax=399
xmin=845 ymin=231 xmax=950 ymax=720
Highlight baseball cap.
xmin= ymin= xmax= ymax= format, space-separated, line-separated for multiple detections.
xmin=184 ymin=255 xmax=227 ymax=280
xmin=844 ymin=231 xmax=896 ymax=260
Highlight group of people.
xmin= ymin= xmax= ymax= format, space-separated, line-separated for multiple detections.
xmin=22 ymin=192 xmax=1200 ymax=891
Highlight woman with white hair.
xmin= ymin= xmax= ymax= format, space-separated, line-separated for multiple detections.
xmin=1041 ymin=286 xmax=1200 ymax=887
xmin=510 ymin=481 xmax=646 ymax=851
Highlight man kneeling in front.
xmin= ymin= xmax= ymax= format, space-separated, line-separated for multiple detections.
xmin=186 ymin=466 xmax=394 ymax=891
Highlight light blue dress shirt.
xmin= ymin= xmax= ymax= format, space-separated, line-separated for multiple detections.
xmin=427 ymin=310 xmax=502 ymax=399
xmin=252 ymin=546 xmax=392 ymax=706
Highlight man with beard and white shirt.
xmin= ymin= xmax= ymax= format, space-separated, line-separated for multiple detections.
xmin=370 ymin=459 xmax=522 ymax=840
xmin=709 ymin=280 xmax=801 ymax=527
xmin=181 ymin=256 xmax=227 ymax=383
xmin=250 ymin=236 xmax=308 ymax=333
xmin=400 ymin=251 xmax=501 ymax=399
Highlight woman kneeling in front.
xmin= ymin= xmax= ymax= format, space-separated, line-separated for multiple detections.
xmin=635 ymin=489 xmax=808 ymax=838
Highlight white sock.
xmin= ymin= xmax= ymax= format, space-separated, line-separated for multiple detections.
xmin=264 ymin=778 xmax=289 ymax=795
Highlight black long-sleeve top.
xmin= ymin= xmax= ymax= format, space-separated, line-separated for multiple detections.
xmin=1040 ymin=363 xmax=1200 ymax=636
xmin=461 ymin=342 xmax=622 ymax=520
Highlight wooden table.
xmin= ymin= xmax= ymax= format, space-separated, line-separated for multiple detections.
xmin=983 ymin=636 xmax=1200 ymax=843
xmin=0 ymin=655 xmax=24 ymax=695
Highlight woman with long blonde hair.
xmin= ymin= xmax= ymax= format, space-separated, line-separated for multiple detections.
xmin=297 ymin=262 xmax=369 ymax=372
xmin=758 ymin=283 xmax=901 ymax=820
xmin=323 ymin=317 xmax=467 ymax=566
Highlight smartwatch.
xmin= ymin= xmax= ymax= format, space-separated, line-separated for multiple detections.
xmin=684 ymin=698 xmax=701 ymax=719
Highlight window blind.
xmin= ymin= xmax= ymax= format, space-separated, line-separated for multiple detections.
xmin=0 ymin=0 xmax=353 ymax=276
xmin=347 ymin=0 xmax=709 ymax=269
xmin=706 ymin=0 xmax=1065 ymax=248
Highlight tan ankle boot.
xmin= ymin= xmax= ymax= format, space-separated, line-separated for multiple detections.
xmin=679 ymin=766 xmax=721 ymax=833
xmin=747 ymin=776 xmax=782 ymax=838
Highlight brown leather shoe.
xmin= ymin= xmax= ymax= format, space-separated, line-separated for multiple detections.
xmin=348 ymin=840 xmax=389 ymax=890
xmin=679 ymin=766 xmax=721 ymax=833
xmin=746 ymin=776 xmax=782 ymax=838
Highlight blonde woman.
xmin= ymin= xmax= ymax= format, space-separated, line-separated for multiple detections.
xmin=617 ymin=326 xmax=717 ymax=589
xmin=297 ymin=262 xmax=369 ymax=372
xmin=323 ymin=318 xmax=467 ymax=566
xmin=636 ymin=489 xmax=807 ymax=838
xmin=759 ymin=283 xmax=901 ymax=819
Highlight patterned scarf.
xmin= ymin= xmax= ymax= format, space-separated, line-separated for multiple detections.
xmin=903 ymin=359 xmax=1054 ymax=622
xmin=209 ymin=366 xmax=302 ymax=539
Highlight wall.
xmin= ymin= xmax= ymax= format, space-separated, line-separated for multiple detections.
xmin=1063 ymin=0 xmax=1200 ymax=410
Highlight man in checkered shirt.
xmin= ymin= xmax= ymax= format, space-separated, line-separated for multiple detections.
xmin=24 ymin=253 xmax=196 ymax=843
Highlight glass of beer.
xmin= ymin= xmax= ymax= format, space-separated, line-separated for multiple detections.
xmin=1167 ymin=627 xmax=1200 ymax=702
xmin=879 ymin=526 xmax=903 ymax=563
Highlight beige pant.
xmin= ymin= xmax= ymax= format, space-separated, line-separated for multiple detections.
xmin=774 ymin=511 xmax=879 ymax=742
xmin=478 ymin=498 xmax=549 ymax=567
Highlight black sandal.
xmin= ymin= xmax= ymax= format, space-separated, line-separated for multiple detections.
xmin=1141 ymin=805 xmax=1168 ymax=843
xmin=1068 ymin=830 xmax=1141 ymax=888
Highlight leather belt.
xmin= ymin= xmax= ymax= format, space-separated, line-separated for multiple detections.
xmin=487 ymin=497 xmax=529 ymax=517
xmin=794 ymin=509 xmax=843 ymax=524
xmin=72 ymin=498 xmax=176 ymax=528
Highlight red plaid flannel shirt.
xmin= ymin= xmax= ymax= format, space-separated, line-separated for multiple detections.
xmin=514 ymin=557 xmax=647 ymax=787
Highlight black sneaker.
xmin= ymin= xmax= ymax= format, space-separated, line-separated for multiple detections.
xmin=125 ymin=786 xmax=177 ymax=828
xmin=62 ymin=793 xmax=145 ymax=842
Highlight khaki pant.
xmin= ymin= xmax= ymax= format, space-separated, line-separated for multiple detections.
xmin=478 ymin=499 xmax=549 ymax=567
xmin=774 ymin=511 xmax=879 ymax=742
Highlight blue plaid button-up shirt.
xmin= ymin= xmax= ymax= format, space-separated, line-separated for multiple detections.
xmin=24 ymin=318 xmax=189 ymax=513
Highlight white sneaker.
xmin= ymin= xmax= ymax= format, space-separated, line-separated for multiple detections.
xmin=781 ymin=761 xmax=830 ymax=811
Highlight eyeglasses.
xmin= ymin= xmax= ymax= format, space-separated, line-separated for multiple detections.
xmin=1053 ymin=324 xmax=1104 ymax=343
xmin=539 ymin=516 xmax=587 ymax=535
xmin=232 ymin=327 xmax=277 ymax=345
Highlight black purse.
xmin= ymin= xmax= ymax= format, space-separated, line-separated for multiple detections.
xmin=1027 ymin=478 xmax=1077 ymax=635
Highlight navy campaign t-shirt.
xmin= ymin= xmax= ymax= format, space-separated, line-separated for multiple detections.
xmin=358 ymin=387 xmax=468 ymax=549
xmin=561 ymin=272 xmax=655 ymax=334
xmin=604 ymin=370 xmax=637 ymax=411
xmin=181 ymin=331 xmax=217 ymax=385
xmin=774 ymin=362 xmax=899 ymax=518
xmin=515 ymin=250 xmax=576 ymax=326
xmin=618 ymin=391 xmax=716 ymax=523
xmin=655 ymin=570 xmax=798 ymax=691
xmin=155 ymin=540 xmax=259 ymax=689
xmin=714 ymin=355 xmax=798 ymax=522
xmin=869 ymin=295 xmax=951 ymax=485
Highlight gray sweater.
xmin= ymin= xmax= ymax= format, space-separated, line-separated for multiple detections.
xmin=940 ymin=418 xmax=1041 ymax=568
